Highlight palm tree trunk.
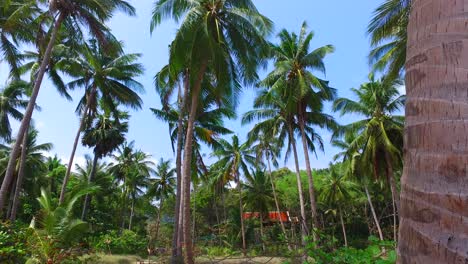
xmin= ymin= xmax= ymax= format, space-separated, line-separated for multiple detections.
xmin=392 ymin=194 xmax=397 ymax=243
xmin=155 ymin=197 xmax=164 ymax=241
xmin=120 ymin=186 xmax=127 ymax=231
xmin=60 ymin=87 xmax=96 ymax=205
xmin=259 ymin=213 xmax=265 ymax=252
xmin=298 ymin=114 xmax=319 ymax=239
xmin=267 ymin=157 xmax=290 ymax=249
xmin=81 ymin=153 xmax=99 ymax=220
xmin=9 ymin=129 xmax=28 ymax=221
xmin=339 ymin=207 xmax=347 ymax=247
xmin=0 ymin=13 xmax=66 ymax=215
xmin=385 ymin=152 xmax=399 ymax=212
xmin=181 ymin=62 xmax=207 ymax=264
xmin=399 ymin=1 xmax=468 ymax=261
xmin=5 ymin=178 xmax=16 ymax=219
xmin=128 ymin=198 xmax=135 ymax=230
xmin=237 ymin=175 xmax=247 ymax=256
xmin=364 ymin=185 xmax=383 ymax=241
xmin=287 ymin=123 xmax=308 ymax=244
xmin=171 ymin=77 xmax=186 ymax=263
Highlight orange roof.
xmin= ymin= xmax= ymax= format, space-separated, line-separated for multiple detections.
xmin=243 ymin=211 xmax=291 ymax=222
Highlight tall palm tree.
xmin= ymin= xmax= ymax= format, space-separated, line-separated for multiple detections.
xmin=261 ymin=22 xmax=336 ymax=234
xmin=248 ymin=131 xmax=290 ymax=244
xmin=147 ymin=158 xmax=176 ymax=242
xmin=211 ymin=135 xmax=256 ymax=256
xmin=368 ymin=0 xmax=410 ymax=81
xmin=0 ymin=0 xmax=136 ymax=215
xmin=332 ymin=133 xmax=384 ymax=241
xmin=318 ymin=165 xmax=358 ymax=247
xmin=398 ymin=0 xmax=468 ymax=261
xmin=243 ymin=90 xmax=309 ymax=244
xmin=243 ymin=169 xmax=273 ymax=251
xmin=151 ymin=1 xmax=272 ymax=261
xmin=80 ymin=107 xmax=128 ymax=220
xmin=9 ymin=128 xmax=52 ymax=221
xmin=333 ymin=76 xmax=405 ymax=233
xmin=59 ymin=40 xmax=143 ymax=204
xmin=0 ymin=80 xmax=29 ymax=142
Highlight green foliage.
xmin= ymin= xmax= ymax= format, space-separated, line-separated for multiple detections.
xmin=0 ymin=222 xmax=28 ymax=263
xmin=92 ymin=230 xmax=148 ymax=256
xmin=202 ymin=246 xmax=237 ymax=258
xmin=306 ymin=236 xmax=396 ymax=264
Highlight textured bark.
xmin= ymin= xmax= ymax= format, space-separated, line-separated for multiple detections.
xmin=181 ymin=62 xmax=207 ymax=264
xmin=60 ymin=87 xmax=96 ymax=205
xmin=128 ymin=198 xmax=135 ymax=230
xmin=365 ymin=186 xmax=384 ymax=241
xmin=398 ymin=0 xmax=468 ymax=262
xmin=287 ymin=123 xmax=308 ymax=244
xmin=298 ymin=114 xmax=319 ymax=239
xmin=81 ymin=153 xmax=98 ymax=220
xmin=259 ymin=213 xmax=265 ymax=251
xmin=9 ymin=128 xmax=29 ymax=221
xmin=0 ymin=13 xmax=66 ymax=214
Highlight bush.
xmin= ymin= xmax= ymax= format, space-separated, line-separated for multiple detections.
xmin=0 ymin=222 xmax=29 ymax=264
xmin=306 ymin=236 xmax=396 ymax=264
xmin=202 ymin=246 xmax=237 ymax=257
xmin=92 ymin=230 xmax=148 ymax=256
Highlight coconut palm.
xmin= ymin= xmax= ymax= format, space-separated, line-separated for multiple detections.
xmin=261 ymin=22 xmax=336 ymax=234
xmin=368 ymin=0 xmax=410 ymax=81
xmin=318 ymin=165 xmax=358 ymax=247
xmin=9 ymin=127 xmax=52 ymax=221
xmin=399 ymin=0 xmax=468 ymax=261
xmin=333 ymin=76 xmax=405 ymax=225
xmin=59 ymin=39 xmax=143 ymax=204
xmin=151 ymin=1 xmax=272 ymax=261
xmin=80 ymin=107 xmax=129 ymax=220
xmin=0 ymin=80 xmax=30 ymax=142
xmin=147 ymin=158 xmax=176 ymax=242
xmin=243 ymin=169 xmax=273 ymax=251
xmin=211 ymin=135 xmax=256 ymax=255
xmin=0 ymin=0 xmax=136 ymax=215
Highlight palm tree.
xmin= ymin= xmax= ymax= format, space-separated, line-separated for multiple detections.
xmin=261 ymin=22 xmax=336 ymax=234
xmin=147 ymin=158 xmax=176 ymax=243
xmin=80 ymin=107 xmax=128 ymax=220
xmin=318 ymin=165 xmax=358 ymax=247
xmin=43 ymin=155 xmax=65 ymax=195
xmin=59 ymin=40 xmax=143 ymax=204
xmin=248 ymin=131 xmax=290 ymax=244
xmin=243 ymin=90 xmax=308 ymax=244
xmin=211 ymin=135 xmax=256 ymax=256
xmin=0 ymin=80 xmax=29 ymax=142
xmin=332 ymin=133 xmax=384 ymax=241
xmin=333 ymin=76 xmax=405 ymax=239
xmin=0 ymin=0 xmax=136 ymax=215
xmin=398 ymin=0 xmax=468 ymax=261
xmin=243 ymin=170 xmax=273 ymax=251
xmin=151 ymin=1 xmax=272 ymax=261
xmin=9 ymin=127 xmax=52 ymax=221
xmin=368 ymin=0 xmax=410 ymax=81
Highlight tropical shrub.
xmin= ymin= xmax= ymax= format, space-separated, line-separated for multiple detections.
xmin=92 ymin=230 xmax=147 ymax=256
xmin=0 ymin=222 xmax=29 ymax=263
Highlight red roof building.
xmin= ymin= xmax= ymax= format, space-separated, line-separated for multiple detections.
xmin=242 ymin=211 xmax=294 ymax=223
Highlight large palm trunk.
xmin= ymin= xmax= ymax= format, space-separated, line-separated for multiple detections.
xmin=81 ymin=153 xmax=99 ymax=220
xmin=267 ymin=157 xmax=290 ymax=248
xmin=0 ymin=13 xmax=66 ymax=214
xmin=364 ymin=186 xmax=383 ymax=241
xmin=60 ymin=88 xmax=96 ymax=205
xmin=237 ymin=175 xmax=247 ymax=256
xmin=9 ymin=129 xmax=29 ymax=221
xmin=181 ymin=63 xmax=207 ymax=264
xmin=287 ymin=123 xmax=308 ymax=244
xmin=298 ymin=114 xmax=319 ymax=238
xmin=128 ymin=198 xmax=135 ymax=230
xmin=398 ymin=0 xmax=468 ymax=262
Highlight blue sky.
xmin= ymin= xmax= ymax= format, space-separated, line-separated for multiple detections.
xmin=7 ymin=0 xmax=384 ymax=170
